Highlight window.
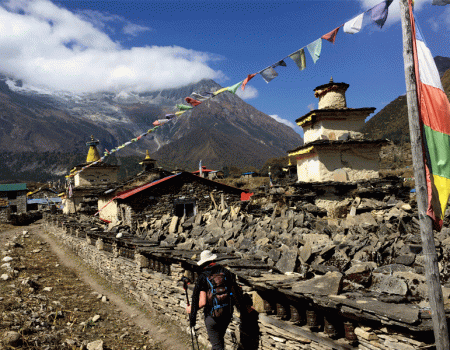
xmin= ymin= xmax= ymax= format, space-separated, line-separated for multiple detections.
xmin=174 ymin=199 xmax=196 ymax=218
xmin=10 ymin=205 xmax=17 ymax=213
xmin=7 ymin=191 xmax=16 ymax=200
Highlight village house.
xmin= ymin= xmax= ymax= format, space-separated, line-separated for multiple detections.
xmin=0 ymin=183 xmax=28 ymax=221
xmin=97 ymin=151 xmax=172 ymax=222
xmin=27 ymin=187 xmax=62 ymax=211
xmin=63 ymin=136 xmax=119 ymax=215
xmin=192 ymin=165 xmax=218 ymax=180
xmin=97 ymin=171 xmax=246 ymax=227
xmin=288 ymin=78 xmax=387 ymax=182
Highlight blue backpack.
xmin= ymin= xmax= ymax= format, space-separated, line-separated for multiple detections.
xmin=206 ymin=272 xmax=232 ymax=318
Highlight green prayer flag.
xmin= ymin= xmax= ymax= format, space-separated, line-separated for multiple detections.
xmin=227 ymin=81 xmax=243 ymax=94
xmin=176 ymin=104 xmax=193 ymax=111
xmin=289 ymin=49 xmax=306 ymax=71
xmin=307 ymin=38 xmax=322 ymax=64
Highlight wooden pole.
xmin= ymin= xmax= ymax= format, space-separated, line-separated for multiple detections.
xmin=399 ymin=1 xmax=449 ymax=348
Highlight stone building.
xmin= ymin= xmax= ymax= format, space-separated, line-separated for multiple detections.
xmin=97 ymin=152 xmax=172 ymax=222
xmin=98 ymin=171 xmax=245 ymax=227
xmin=0 ymin=183 xmax=28 ymax=219
xmin=288 ymin=78 xmax=387 ymax=182
xmin=63 ymin=136 xmax=119 ymax=215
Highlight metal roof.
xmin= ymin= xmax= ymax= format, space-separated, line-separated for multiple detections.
xmin=27 ymin=198 xmax=62 ymax=204
xmin=0 ymin=183 xmax=27 ymax=192
xmin=116 ymin=174 xmax=179 ymax=200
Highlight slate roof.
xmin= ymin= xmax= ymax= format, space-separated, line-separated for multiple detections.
xmin=0 ymin=183 xmax=27 ymax=192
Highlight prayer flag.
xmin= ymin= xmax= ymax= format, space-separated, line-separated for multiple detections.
xmin=410 ymin=3 xmax=450 ymax=230
xmin=213 ymin=87 xmax=228 ymax=96
xmin=272 ymin=60 xmax=287 ymax=68
xmin=153 ymin=119 xmax=169 ymax=126
xmin=260 ymin=67 xmax=278 ymax=83
xmin=289 ymin=49 xmax=306 ymax=71
xmin=191 ymin=92 xmax=209 ymax=101
xmin=175 ymin=111 xmax=186 ymax=116
xmin=344 ymin=13 xmax=364 ymax=34
xmin=227 ymin=80 xmax=243 ymax=94
xmin=199 ymin=160 xmax=203 ymax=177
xmin=185 ymin=97 xmax=202 ymax=106
xmin=165 ymin=113 xmax=176 ymax=118
xmin=365 ymin=0 xmax=393 ymax=28
xmin=242 ymin=73 xmax=257 ymax=90
xmin=307 ymin=38 xmax=322 ymax=64
xmin=322 ymin=25 xmax=342 ymax=44
xmin=176 ymin=104 xmax=193 ymax=111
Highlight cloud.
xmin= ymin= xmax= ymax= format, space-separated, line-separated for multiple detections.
xmin=236 ymin=86 xmax=258 ymax=100
xmin=427 ymin=7 xmax=450 ymax=32
xmin=77 ymin=9 xmax=152 ymax=37
xmin=0 ymin=0 xmax=224 ymax=93
xmin=269 ymin=115 xmax=302 ymax=134
xmin=123 ymin=23 xmax=151 ymax=37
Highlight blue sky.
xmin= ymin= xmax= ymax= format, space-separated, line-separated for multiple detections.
xmin=1 ymin=0 xmax=449 ymax=136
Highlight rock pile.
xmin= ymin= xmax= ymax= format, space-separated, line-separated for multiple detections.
xmin=103 ymin=192 xmax=450 ymax=306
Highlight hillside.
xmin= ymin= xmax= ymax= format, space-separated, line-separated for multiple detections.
xmin=0 ymin=78 xmax=302 ymax=181
xmin=362 ymin=65 xmax=450 ymax=144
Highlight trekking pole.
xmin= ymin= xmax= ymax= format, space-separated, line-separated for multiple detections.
xmin=181 ymin=276 xmax=199 ymax=350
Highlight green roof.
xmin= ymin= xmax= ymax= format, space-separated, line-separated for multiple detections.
xmin=0 ymin=183 xmax=28 ymax=192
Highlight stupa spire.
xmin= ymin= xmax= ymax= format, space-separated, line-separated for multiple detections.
xmin=86 ymin=135 xmax=100 ymax=163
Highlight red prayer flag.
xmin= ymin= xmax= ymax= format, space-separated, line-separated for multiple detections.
xmin=240 ymin=192 xmax=254 ymax=201
xmin=185 ymin=97 xmax=202 ymax=106
xmin=321 ymin=25 xmax=342 ymax=44
xmin=242 ymin=73 xmax=257 ymax=90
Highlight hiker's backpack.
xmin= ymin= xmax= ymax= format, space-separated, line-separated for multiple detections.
xmin=206 ymin=272 xmax=232 ymax=318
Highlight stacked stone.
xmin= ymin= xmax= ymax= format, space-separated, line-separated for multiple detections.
xmin=43 ymin=216 xmax=435 ymax=350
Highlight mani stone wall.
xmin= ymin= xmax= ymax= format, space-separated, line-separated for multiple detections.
xmin=44 ymin=220 xmax=348 ymax=350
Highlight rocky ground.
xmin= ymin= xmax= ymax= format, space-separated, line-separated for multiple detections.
xmin=0 ymin=223 xmax=192 ymax=350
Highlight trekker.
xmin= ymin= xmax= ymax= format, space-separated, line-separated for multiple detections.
xmin=186 ymin=250 xmax=253 ymax=350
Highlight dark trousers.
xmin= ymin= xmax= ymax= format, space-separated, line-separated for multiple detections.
xmin=205 ymin=315 xmax=232 ymax=350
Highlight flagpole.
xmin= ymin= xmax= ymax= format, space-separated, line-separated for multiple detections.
xmin=399 ymin=1 xmax=449 ymax=349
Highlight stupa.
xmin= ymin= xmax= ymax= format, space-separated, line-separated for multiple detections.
xmin=288 ymin=78 xmax=387 ymax=182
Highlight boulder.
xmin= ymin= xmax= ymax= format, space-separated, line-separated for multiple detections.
xmin=291 ymin=271 xmax=343 ymax=295
xmin=168 ymin=216 xmax=179 ymax=234
xmin=275 ymin=248 xmax=298 ymax=274
xmin=394 ymin=254 xmax=416 ymax=266
xmin=371 ymin=275 xmax=408 ymax=296
xmin=2 ymin=331 xmax=21 ymax=347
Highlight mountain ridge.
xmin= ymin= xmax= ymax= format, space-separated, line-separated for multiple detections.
xmin=0 ymin=78 xmax=303 ymax=180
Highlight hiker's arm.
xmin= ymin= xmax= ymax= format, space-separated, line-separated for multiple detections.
xmin=188 ymin=274 xmax=205 ymax=327
xmin=186 ymin=291 xmax=206 ymax=313
xmin=199 ymin=291 xmax=206 ymax=308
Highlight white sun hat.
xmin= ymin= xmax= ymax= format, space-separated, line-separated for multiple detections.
xmin=197 ymin=250 xmax=218 ymax=266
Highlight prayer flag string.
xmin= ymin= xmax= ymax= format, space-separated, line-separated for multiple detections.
xmin=65 ymin=0 xmax=393 ymax=180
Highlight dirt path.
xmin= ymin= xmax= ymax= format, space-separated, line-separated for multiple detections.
xmin=1 ymin=221 xmax=193 ymax=350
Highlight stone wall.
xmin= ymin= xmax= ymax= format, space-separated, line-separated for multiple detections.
xmin=0 ymin=191 xmax=27 ymax=214
xmin=44 ymin=219 xmax=360 ymax=350
xmin=0 ymin=207 xmax=10 ymax=222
